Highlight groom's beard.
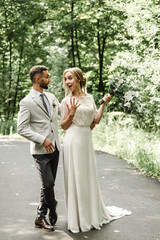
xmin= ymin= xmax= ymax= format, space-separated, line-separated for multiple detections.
xmin=40 ymin=80 xmax=49 ymax=89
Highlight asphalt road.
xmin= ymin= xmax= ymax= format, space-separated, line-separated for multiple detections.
xmin=0 ymin=140 xmax=160 ymax=240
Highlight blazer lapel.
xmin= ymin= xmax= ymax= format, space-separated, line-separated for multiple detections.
xmin=29 ymin=91 xmax=50 ymax=118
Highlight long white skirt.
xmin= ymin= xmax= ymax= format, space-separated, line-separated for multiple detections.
xmin=63 ymin=124 xmax=131 ymax=233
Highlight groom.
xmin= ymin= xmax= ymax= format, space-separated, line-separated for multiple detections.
xmin=17 ymin=65 xmax=61 ymax=231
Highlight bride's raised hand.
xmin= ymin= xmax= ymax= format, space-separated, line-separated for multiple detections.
xmin=67 ymin=97 xmax=81 ymax=116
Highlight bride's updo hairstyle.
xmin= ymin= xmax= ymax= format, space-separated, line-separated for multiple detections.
xmin=63 ymin=67 xmax=87 ymax=95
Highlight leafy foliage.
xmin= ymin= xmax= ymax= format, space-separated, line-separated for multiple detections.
xmin=0 ymin=0 xmax=159 ymax=132
xmin=92 ymin=112 xmax=160 ymax=180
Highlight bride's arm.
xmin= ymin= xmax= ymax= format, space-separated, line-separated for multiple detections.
xmin=61 ymin=110 xmax=75 ymax=130
xmin=94 ymin=94 xmax=112 ymax=124
xmin=61 ymin=98 xmax=80 ymax=130
xmin=94 ymin=102 xmax=106 ymax=124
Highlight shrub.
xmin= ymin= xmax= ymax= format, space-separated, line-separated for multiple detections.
xmin=0 ymin=119 xmax=17 ymax=135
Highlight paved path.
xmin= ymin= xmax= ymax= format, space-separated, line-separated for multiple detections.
xmin=0 ymin=140 xmax=160 ymax=240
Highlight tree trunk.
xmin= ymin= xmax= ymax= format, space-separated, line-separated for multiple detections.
xmin=2 ymin=52 xmax=6 ymax=103
xmin=70 ymin=0 xmax=75 ymax=66
xmin=7 ymin=39 xmax=12 ymax=119
xmin=75 ymin=27 xmax=81 ymax=68
xmin=97 ymin=20 xmax=106 ymax=94
xmin=71 ymin=28 xmax=75 ymax=66
xmin=4 ymin=6 xmax=13 ymax=119
xmin=12 ymin=38 xmax=24 ymax=118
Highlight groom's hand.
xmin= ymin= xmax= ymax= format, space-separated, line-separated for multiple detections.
xmin=43 ymin=138 xmax=56 ymax=153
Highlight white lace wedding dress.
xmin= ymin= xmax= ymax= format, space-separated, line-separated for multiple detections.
xmin=61 ymin=94 xmax=131 ymax=233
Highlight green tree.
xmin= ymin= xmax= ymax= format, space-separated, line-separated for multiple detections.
xmin=0 ymin=0 xmax=49 ymax=120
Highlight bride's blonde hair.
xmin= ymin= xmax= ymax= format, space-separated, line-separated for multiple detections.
xmin=63 ymin=67 xmax=87 ymax=96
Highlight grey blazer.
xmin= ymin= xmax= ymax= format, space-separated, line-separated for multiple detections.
xmin=17 ymin=90 xmax=61 ymax=155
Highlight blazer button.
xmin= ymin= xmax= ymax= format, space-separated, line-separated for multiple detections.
xmin=50 ymin=120 xmax=52 ymax=122
xmin=51 ymin=130 xmax=53 ymax=133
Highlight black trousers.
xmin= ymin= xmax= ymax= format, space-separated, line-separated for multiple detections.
xmin=32 ymin=147 xmax=59 ymax=219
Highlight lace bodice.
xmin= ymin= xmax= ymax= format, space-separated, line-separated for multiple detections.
xmin=61 ymin=94 xmax=98 ymax=127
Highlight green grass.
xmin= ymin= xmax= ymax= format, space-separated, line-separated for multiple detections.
xmin=0 ymin=119 xmax=17 ymax=135
xmin=92 ymin=112 xmax=160 ymax=180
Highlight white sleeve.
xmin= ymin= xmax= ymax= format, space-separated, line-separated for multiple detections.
xmin=91 ymin=95 xmax=98 ymax=120
xmin=61 ymin=99 xmax=69 ymax=121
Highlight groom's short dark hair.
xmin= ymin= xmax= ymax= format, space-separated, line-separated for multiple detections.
xmin=29 ymin=65 xmax=48 ymax=82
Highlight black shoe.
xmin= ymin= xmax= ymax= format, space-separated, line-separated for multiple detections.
xmin=49 ymin=201 xmax=58 ymax=226
xmin=35 ymin=218 xmax=54 ymax=231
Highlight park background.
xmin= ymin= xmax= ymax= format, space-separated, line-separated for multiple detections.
xmin=0 ymin=0 xmax=160 ymax=179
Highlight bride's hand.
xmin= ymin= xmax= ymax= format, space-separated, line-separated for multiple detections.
xmin=103 ymin=94 xmax=113 ymax=103
xmin=90 ymin=120 xmax=96 ymax=130
xmin=67 ymin=97 xmax=81 ymax=116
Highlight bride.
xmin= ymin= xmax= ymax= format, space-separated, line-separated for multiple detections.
xmin=61 ymin=67 xmax=131 ymax=233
